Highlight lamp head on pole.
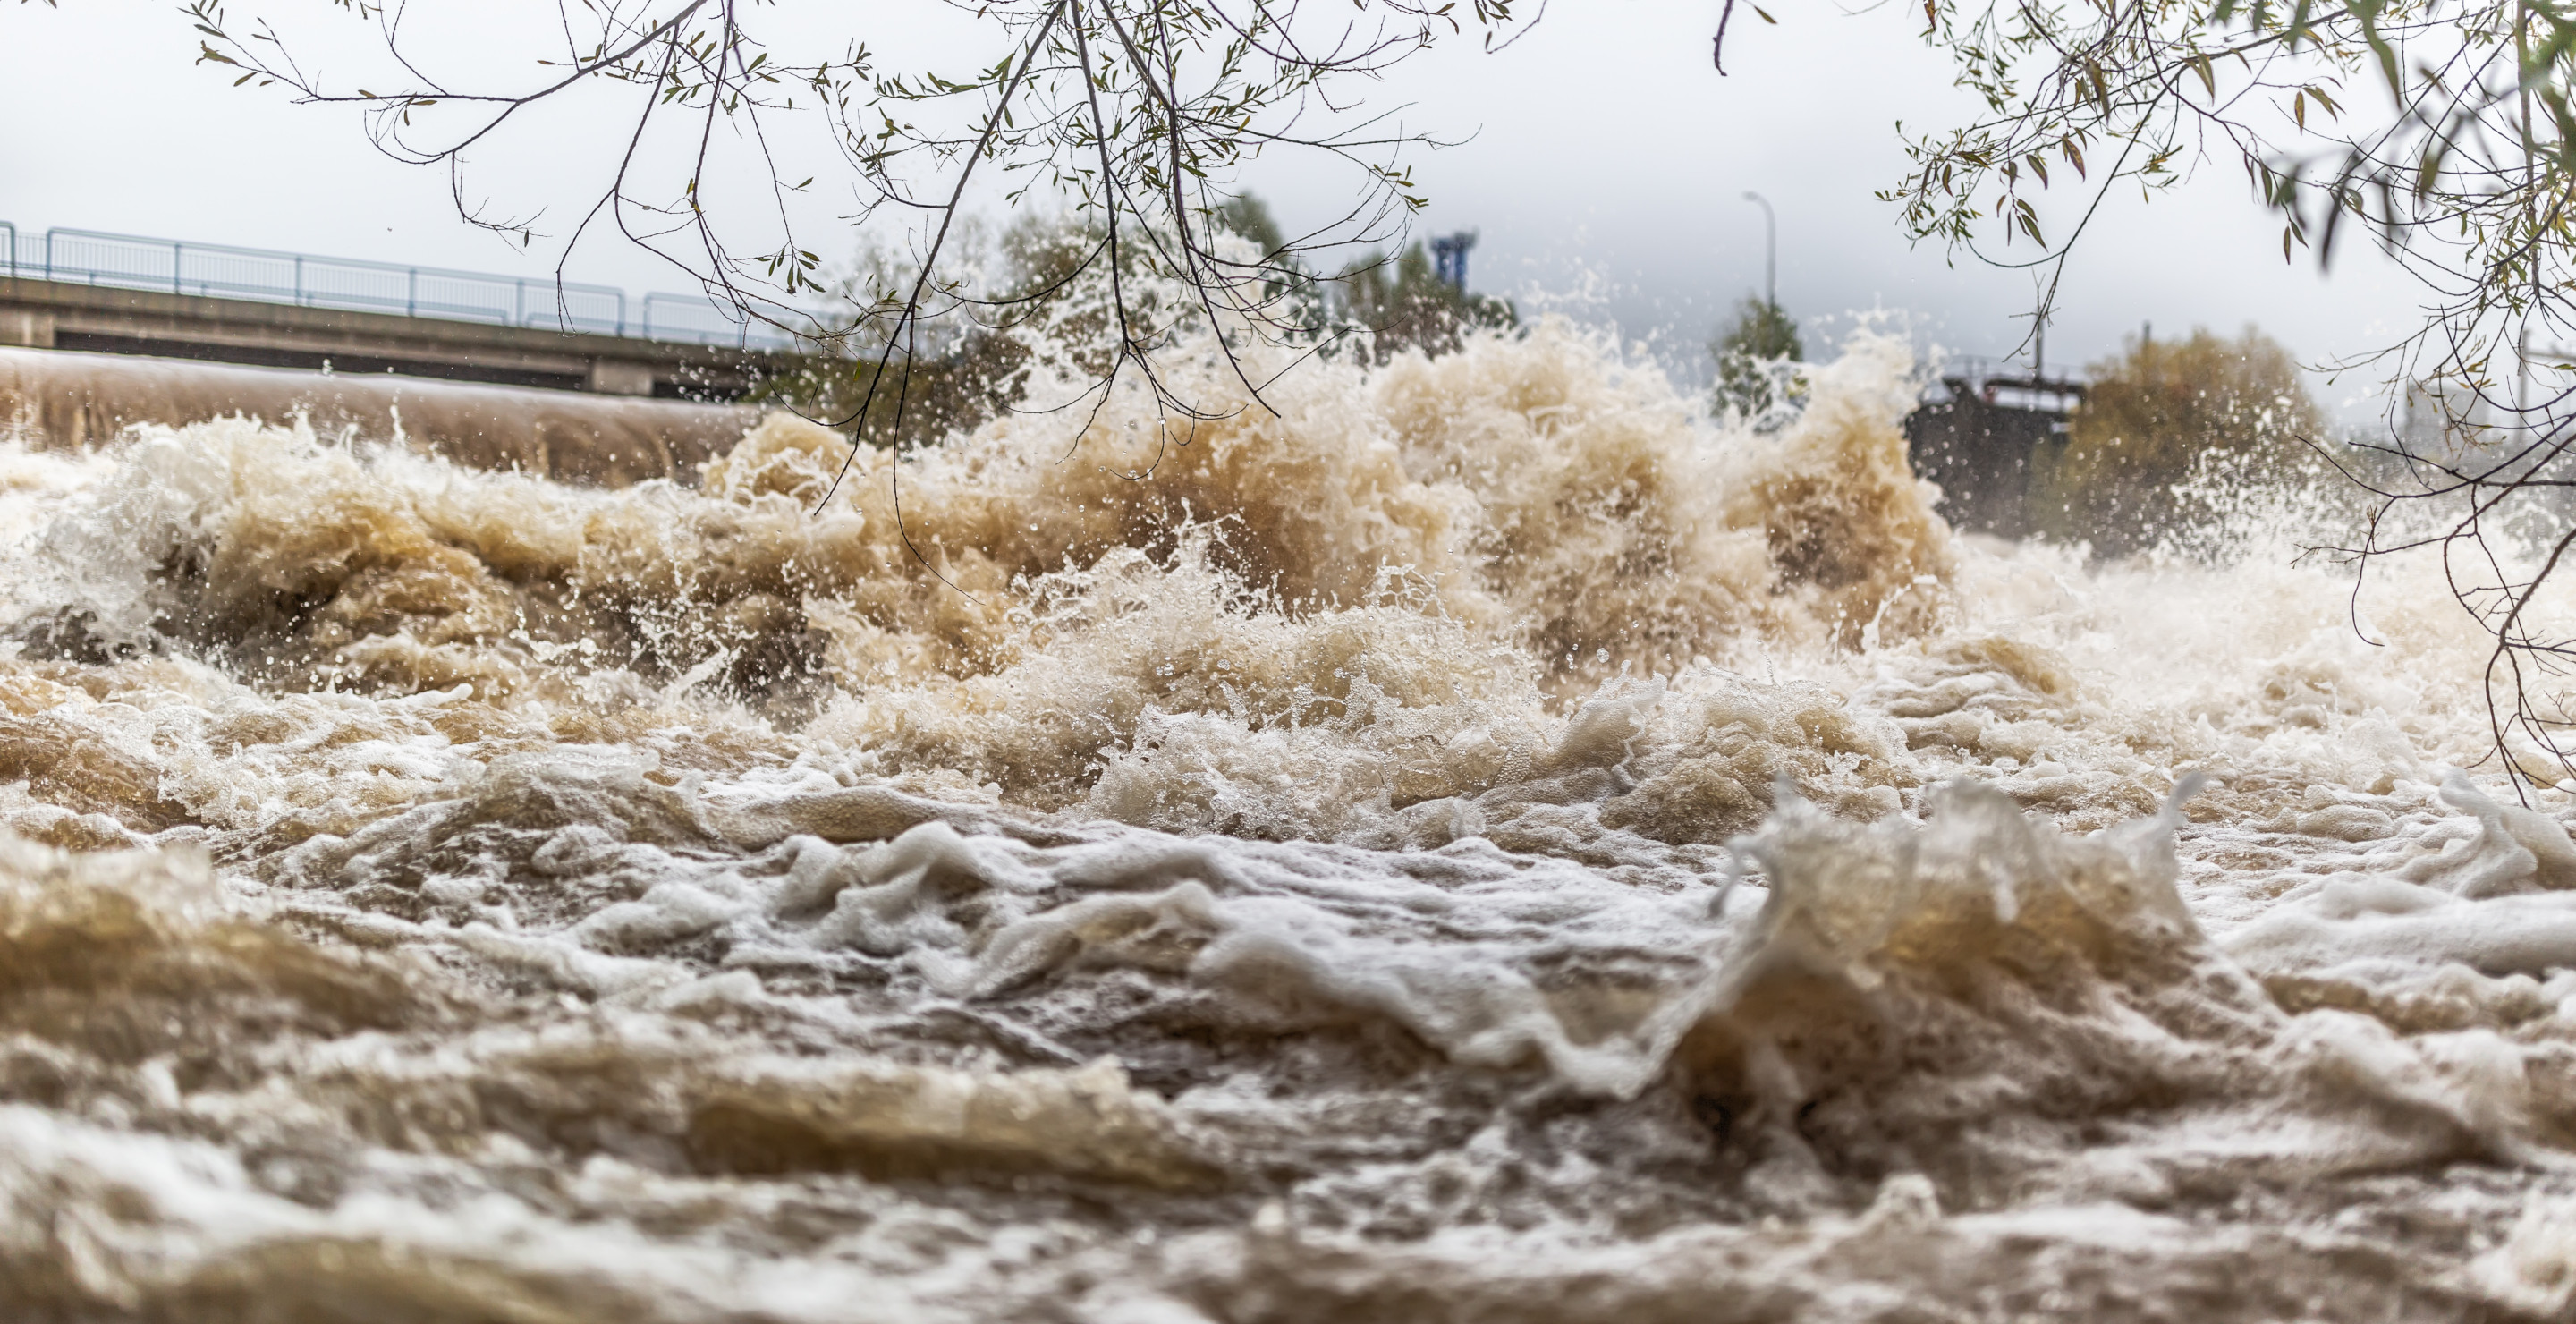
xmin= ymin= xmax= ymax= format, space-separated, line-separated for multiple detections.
xmin=1741 ymin=192 xmax=1777 ymax=309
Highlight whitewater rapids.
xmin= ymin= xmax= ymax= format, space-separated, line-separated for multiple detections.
xmin=1 ymin=322 xmax=2572 ymax=1322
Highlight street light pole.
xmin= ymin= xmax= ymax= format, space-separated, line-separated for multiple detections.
xmin=1742 ymin=191 xmax=1775 ymax=309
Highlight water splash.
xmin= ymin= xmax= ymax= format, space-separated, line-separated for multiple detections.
xmin=0 ymin=318 xmax=2569 ymax=1320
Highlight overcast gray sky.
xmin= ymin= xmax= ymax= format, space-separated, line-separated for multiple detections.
xmin=1 ymin=1 xmax=2426 ymax=410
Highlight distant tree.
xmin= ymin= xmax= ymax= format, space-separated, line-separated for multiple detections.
xmin=1710 ymin=297 xmax=1803 ymax=421
xmin=1214 ymin=194 xmax=1292 ymax=265
xmin=1332 ymin=239 xmax=1517 ymax=361
xmin=741 ymin=212 xmax=1083 ymax=447
xmin=2036 ymin=327 xmax=2323 ymax=553
xmin=748 ymin=195 xmax=1513 ymax=446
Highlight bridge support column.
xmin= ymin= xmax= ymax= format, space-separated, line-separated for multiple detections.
xmin=586 ymin=359 xmax=657 ymax=395
xmin=0 ymin=309 xmax=55 ymax=349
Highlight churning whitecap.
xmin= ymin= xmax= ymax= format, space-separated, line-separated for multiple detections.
xmin=0 ymin=317 xmax=2572 ymax=1322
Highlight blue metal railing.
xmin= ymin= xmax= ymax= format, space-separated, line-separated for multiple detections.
xmin=2 ymin=222 xmax=799 ymax=350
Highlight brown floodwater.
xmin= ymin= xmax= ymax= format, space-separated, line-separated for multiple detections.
xmin=0 ymin=323 xmax=2571 ymax=1322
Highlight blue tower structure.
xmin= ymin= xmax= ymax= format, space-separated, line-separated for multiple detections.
xmin=1429 ymin=231 xmax=1477 ymax=295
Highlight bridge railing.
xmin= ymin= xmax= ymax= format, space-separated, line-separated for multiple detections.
xmin=34 ymin=227 xmax=630 ymax=335
xmin=641 ymin=291 xmax=812 ymax=350
xmin=2 ymin=222 xmax=802 ymax=350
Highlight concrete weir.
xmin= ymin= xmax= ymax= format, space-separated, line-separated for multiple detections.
xmin=0 ymin=348 xmax=761 ymax=487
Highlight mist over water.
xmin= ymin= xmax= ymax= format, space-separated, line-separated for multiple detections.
xmin=2 ymin=317 xmax=2574 ymax=1321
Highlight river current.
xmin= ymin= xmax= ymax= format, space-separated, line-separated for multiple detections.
xmin=0 ymin=323 xmax=2572 ymax=1321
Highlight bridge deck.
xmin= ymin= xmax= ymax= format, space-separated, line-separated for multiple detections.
xmin=0 ymin=276 xmax=791 ymax=399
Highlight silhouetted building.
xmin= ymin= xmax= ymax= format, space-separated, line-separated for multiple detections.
xmin=1903 ymin=362 xmax=2084 ymax=539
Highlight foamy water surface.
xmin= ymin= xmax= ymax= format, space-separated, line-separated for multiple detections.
xmin=1 ymin=324 xmax=2572 ymax=1321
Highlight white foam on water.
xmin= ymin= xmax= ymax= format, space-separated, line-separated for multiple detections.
xmin=0 ymin=315 xmax=2571 ymax=1320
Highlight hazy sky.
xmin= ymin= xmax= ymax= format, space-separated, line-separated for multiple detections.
xmin=1 ymin=1 xmax=2426 ymax=408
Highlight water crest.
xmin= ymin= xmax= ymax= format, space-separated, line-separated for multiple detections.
xmin=0 ymin=319 xmax=2570 ymax=1321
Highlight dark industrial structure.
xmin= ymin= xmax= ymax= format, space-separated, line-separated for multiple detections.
xmin=1903 ymin=361 xmax=2086 ymax=539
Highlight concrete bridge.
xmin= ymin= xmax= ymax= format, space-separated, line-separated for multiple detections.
xmin=0 ymin=224 xmax=826 ymax=483
xmin=0 ymin=224 xmax=802 ymax=399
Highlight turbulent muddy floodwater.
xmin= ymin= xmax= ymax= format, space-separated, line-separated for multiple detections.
xmin=1 ymin=324 xmax=2573 ymax=1322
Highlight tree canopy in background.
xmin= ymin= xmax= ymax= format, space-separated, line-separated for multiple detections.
xmin=1330 ymin=240 xmax=1518 ymax=361
xmin=742 ymin=195 xmax=1513 ymax=447
xmin=1710 ymin=297 xmax=1804 ymax=422
xmin=2036 ymin=327 xmax=2324 ymax=553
